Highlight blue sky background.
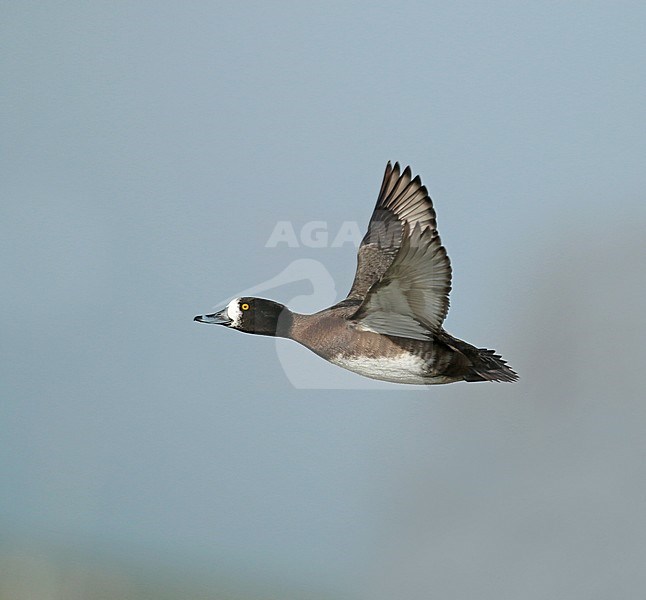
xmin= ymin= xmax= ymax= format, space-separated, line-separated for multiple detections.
xmin=2 ymin=2 xmax=645 ymax=598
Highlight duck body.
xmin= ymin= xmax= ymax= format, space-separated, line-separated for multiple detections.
xmin=195 ymin=162 xmax=517 ymax=385
xmin=283 ymin=302 xmax=513 ymax=385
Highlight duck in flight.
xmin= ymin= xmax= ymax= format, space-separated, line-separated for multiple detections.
xmin=195 ymin=162 xmax=517 ymax=384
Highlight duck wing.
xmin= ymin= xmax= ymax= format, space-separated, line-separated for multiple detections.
xmin=346 ymin=162 xmax=445 ymax=302
xmin=349 ymin=222 xmax=452 ymax=340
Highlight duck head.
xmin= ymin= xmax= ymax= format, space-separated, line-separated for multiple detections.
xmin=194 ymin=297 xmax=291 ymax=337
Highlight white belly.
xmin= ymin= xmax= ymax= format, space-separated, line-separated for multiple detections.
xmin=329 ymin=353 xmax=458 ymax=385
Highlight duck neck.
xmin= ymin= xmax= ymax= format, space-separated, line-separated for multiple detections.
xmin=283 ymin=311 xmax=324 ymax=347
xmin=273 ymin=306 xmax=296 ymax=338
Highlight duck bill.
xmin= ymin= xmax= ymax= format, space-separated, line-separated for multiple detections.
xmin=194 ymin=308 xmax=231 ymax=326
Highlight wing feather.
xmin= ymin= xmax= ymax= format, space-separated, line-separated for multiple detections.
xmin=350 ymin=223 xmax=452 ymax=339
xmin=346 ymin=162 xmax=446 ymax=301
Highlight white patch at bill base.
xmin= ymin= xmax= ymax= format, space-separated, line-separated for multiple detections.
xmin=226 ymin=298 xmax=243 ymax=328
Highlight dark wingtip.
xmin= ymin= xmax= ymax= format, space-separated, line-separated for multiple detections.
xmin=194 ymin=315 xmax=203 ymax=322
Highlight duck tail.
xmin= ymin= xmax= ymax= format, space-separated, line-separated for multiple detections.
xmin=464 ymin=347 xmax=518 ymax=383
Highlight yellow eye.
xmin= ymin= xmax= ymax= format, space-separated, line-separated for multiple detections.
xmin=241 ymin=303 xmax=250 ymax=311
